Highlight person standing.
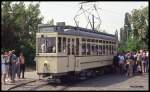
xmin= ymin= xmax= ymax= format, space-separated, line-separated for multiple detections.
xmin=146 ymin=50 xmax=149 ymax=72
xmin=118 ymin=53 xmax=125 ymax=74
xmin=136 ymin=51 xmax=142 ymax=73
xmin=20 ymin=52 xmax=25 ymax=78
xmin=11 ymin=50 xmax=17 ymax=83
xmin=133 ymin=52 xmax=137 ymax=74
xmin=1 ymin=51 xmax=6 ymax=84
xmin=8 ymin=51 xmax=13 ymax=82
xmin=16 ymin=55 xmax=21 ymax=79
xmin=4 ymin=51 xmax=10 ymax=82
xmin=113 ymin=53 xmax=119 ymax=73
xmin=126 ymin=51 xmax=134 ymax=77
xmin=142 ymin=52 xmax=148 ymax=73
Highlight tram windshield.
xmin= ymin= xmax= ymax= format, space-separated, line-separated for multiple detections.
xmin=37 ymin=37 xmax=56 ymax=53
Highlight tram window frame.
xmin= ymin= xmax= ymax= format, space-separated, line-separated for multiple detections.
xmin=67 ymin=38 xmax=70 ymax=55
xmin=87 ymin=43 xmax=90 ymax=55
xmin=103 ymin=40 xmax=105 ymax=55
xmin=63 ymin=37 xmax=66 ymax=53
xmin=87 ymin=39 xmax=90 ymax=42
xmin=82 ymin=43 xmax=86 ymax=55
xmin=82 ymin=38 xmax=86 ymax=42
xmin=103 ymin=45 xmax=105 ymax=55
xmin=109 ymin=45 xmax=111 ymax=54
xmin=96 ymin=45 xmax=98 ymax=55
xmin=92 ymin=39 xmax=94 ymax=42
xmin=76 ymin=38 xmax=79 ymax=55
xmin=99 ymin=40 xmax=102 ymax=43
xmin=38 ymin=37 xmax=57 ymax=53
xmin=72 ymin=39 xmax=75 ymax=55
xmin=112 ymin=46 xmax=114 ymax=54
xmin=99 ymin=45 xmax=102 ymax=55
xmin=106 ymin=45 xmax=108 ymax=55
xmin=91 ymin=44 xmax=94 ymax=55
xmin=58 ymin=37 xmax=61 ymax=52
xmin=111 ymin=45 xmax=113 ymax=54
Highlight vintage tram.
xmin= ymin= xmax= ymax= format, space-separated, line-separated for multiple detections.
xmin=35 ymin=22 xmax=118 ymax=82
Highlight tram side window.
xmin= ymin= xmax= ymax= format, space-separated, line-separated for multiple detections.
xmin=58 ymin=37 xmax=61 ymax=52
xmin=38 ymin=37 xmax=56 ymax=53
xmin=67 ymin=39 xmax=70 ymax=55
xmin=113 ymin=46 xmax=116 ymax=54
xmin=91 ymin=45 xmax=94 ymax=55
xmin=112 ymin=46 xmax=114 ymax=54
xmin=99 ymin=45 xmax=102 ymax=55
xmin=37 ymin=37 xmax=56 ymax=53
xmin=72 ymin=39 xmax=75 ymax=55
xmin=46 ymin=37 xmax=56 ymax=53
xmin=82 ymin=43 xmax=86 ymax=55
xmin=103 ymin=45 xmax=105 ymax=55
xmin=63 ymin=38 xmax=66 ymax=53
xmin=109 ymin=45 xmax=111 ymax=54
xmin=87 ymin=43 xmax=90 ymax=55
xmin=76 ymin=38 xmax=79 ymax=55
xmin=38 ymin=38 xmax=45 ymax=53
xmin=96 ymin=45 xmax=98 ymax=55
xmin=105 ymin=45 xmax=108 ymax=55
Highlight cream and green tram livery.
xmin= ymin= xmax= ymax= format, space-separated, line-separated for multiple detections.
xmin=36 ymin=23 xmax=117 ymax=81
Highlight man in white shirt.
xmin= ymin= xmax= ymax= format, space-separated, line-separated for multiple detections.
xmin=118 ymin=53 xmax=125 ymax=74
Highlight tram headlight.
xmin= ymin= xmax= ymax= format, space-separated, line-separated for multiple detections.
xmin=43 ymin=61 xmax=49 ymax=73
xmin=44 ymin=60 xmax=48 ymax=64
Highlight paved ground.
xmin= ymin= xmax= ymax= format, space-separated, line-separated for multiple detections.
xmin=37 ymin=73 xmax=149 ymax=91
xmin=1 ymin=71 xmax=39 ymax=90
xmin=1 ymin=66 xmax=149 ymax=91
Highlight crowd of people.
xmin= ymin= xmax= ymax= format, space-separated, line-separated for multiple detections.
xmin=113 ymin=49 xmax=149 ymax=77
xmin=1 ymin=48 xmax=149 ymax=84
xmin=1 ymin=50 xmax=25 ymax=84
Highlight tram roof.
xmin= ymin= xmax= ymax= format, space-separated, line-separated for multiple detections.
xmin=38 ymin=24 xmax=116 ymax=40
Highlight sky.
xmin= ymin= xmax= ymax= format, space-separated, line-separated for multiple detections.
xmin=25 ymin=1 xmax=148 ymax=38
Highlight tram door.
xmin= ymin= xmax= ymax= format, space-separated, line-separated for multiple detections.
xmin=68 ymin=55 xmax=75 ymax=71
xmin=67 ymin=38 xmax=76 ymax=72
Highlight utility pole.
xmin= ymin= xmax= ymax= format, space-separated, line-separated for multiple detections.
xmin=92 ymin=14 xmax=94 ymax=31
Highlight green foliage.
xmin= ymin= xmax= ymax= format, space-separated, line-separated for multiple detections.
xmin=1 ymin=2 xmax=43 ymax=64
xmin=119 ymin=6 xmax=148 ymax=52
xmin=131 ymin=6 xmax=148 ymax=46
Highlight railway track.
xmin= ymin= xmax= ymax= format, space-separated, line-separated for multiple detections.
xmin=5 ymin=72 xmax=148 ymax=91
xmin=7 ymin=69 xmax=112 ymax=91
xmin=7 ymin=76 xmax=96 ymax=91
xmin=7 ymin=78 xmax=79 ymax=91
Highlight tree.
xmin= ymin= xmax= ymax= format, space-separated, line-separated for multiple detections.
xmin=118 ymin=6 xmax=148 ymax=52
xmin=1 ymin=2 xmax=44 ymax=64
xmin=47 ymin=18 xmax=54 ymax=25
xmin=131 ymin=6 xmax=148 ymax=48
